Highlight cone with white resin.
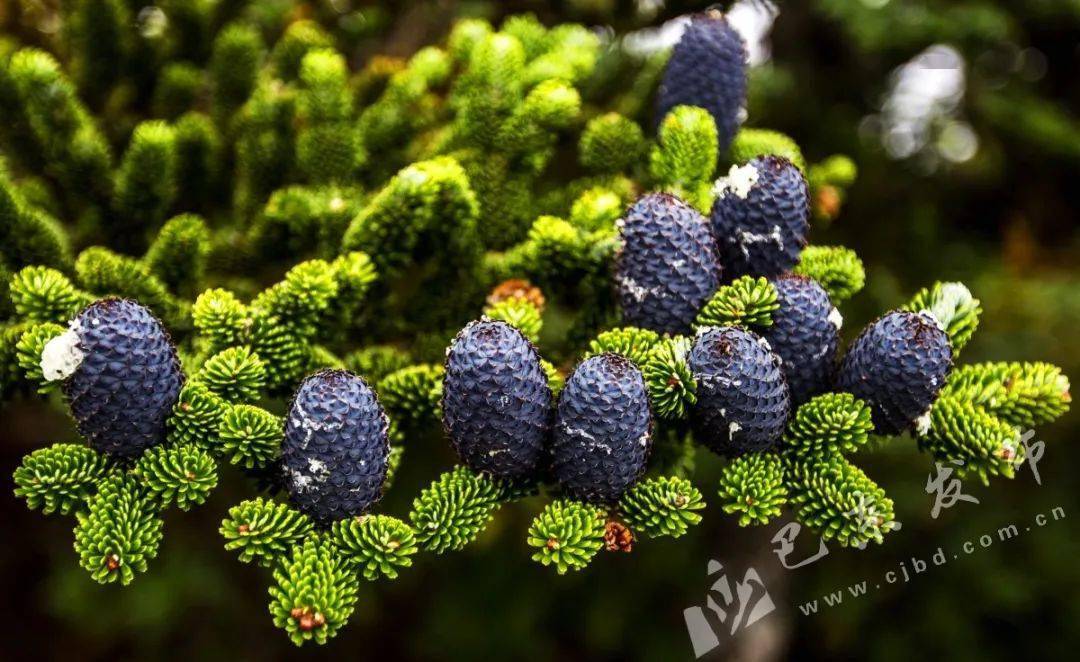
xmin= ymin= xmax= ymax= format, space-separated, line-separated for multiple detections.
xmin=44 ymin=298 xmax=183 ymax=458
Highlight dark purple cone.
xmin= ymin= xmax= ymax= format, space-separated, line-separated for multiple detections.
xmin=689 ymin=326 xmax=790 ymax=456
xmin=763 ymin=274 xmax=840 ymax=405
xmin=281 ymin=369 xmax=389 ymax=524
xmin=550 ymin=354 xmax=652 ymax=503
xmin=835 ymin=310 xmax=953 ymax=435
xmin=62 ymin=298 xmax=183 ymax=458
xmin=616 ymin=193 xmax=722 ymax=335
xmin=655 ymin=11 xmax=747 ymax=149
xmin=442 ymin=319 xmax=553 ymax=480
xmin=710 ymin=156 xmax=809 ymax=279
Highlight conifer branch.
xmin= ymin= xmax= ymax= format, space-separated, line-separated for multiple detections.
xmin=13 ymin=443 xmax=108 ymax=515
xmin=793 ymin=246 xmax=865 ymax=304
xmin=620 ymin=476 xmax=706 ymax=538
xmin=74 ymin=473 xmax=164 ymax=585
xmin=694 ymin=275 xmax=779 ymax=329
xmin=717 ymin=453 xmax=787 ymax=527
xmin=527 ymin=499 xmax=607 ymax=574
xmin=221 ymin=498 xmax=315 ymax=568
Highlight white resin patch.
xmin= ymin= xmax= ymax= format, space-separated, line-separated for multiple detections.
xmin=914 ymin=407 xmax=933 ymax=436
xmin=1055 ymin=374 xmax=1070 ymax=397
xmin=307 ymin=458 xmax=330 ymax=481
xmin=736 ymin=225 xmax=783 ymax=258
xmin=828 ymin=307 xmax=844 ymax=330
xmin=288 ymin=468 xmax=313 ymax=492
xmin=561 ymin=422 xmax=597 ymax=442
xmin=755 ymin=335 xmax=773 ymax=353
xmin=713 ymin=163 xmax=760 ymax=199
xmin=40 ymin=325 xmax=84 ymax=382
xmin=618 ymin=275 xmax=658 ymax=303
xmin=728 ymin=421 xmax=743 ymax=440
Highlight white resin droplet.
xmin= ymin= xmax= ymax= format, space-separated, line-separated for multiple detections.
xmin=914 ymin=407 xmax=933 ymax=436
xmin=828 ymin=307 xmax=844 ymax=330
xmin=40 ymin=326 xmax=84 ymax=382
xmin=713 ymin=163 xmax=760 ymax=199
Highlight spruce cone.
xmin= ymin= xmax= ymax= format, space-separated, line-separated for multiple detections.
xmin=51 ymin=298 xmax=183 ymax=458
xmin=689 ymin=326 xmax=790 ymax=456
xmin=442 ymin=319 xmax=553 ymax=480
xmin=281 ymin=369 xmax=389 ymax=525
xmin=836 ymin=311 xmax=953 ymax=435
xmin=550 ymin=354 xmax=652 ymax=503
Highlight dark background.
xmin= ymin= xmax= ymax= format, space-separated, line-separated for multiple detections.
xmin=1 ymin=1 xmax=1077 ymax=660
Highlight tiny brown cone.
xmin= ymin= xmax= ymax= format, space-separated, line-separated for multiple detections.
xmin=487 ymin=279 xmax=546 ymax=313
xmin=604 ymin=520 xmax=634 ymax=553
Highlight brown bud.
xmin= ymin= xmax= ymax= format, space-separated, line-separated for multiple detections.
xmin=604 ymin=520 xmax=634 ymax=553
xmin=487 ymin=279 xmax=546 ymax=312
xmin=105 ymin=554 xmax=121 ymax=571
xmin=237 ymin=524 xmax=250 ymax=534
xmin=814 ymin=185 xmax=841 ymax=219
xmin=294 ymin=606 xmax=325 ymax=631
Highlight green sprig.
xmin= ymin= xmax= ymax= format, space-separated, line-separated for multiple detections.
xmin=785 ymin=454 xmax=897 ymax=548
xmin=620 ymin=476 xmax=705 ymax=538
xmin=268 ymin=534 xmax=359 ymax=646
xmin=13 ymin=443 xmax=108 ymax=515
xmin=793 ymin=246 xmax=865 ymax=304
xmin=717 ymin=453 xmax=787 ymax=527
xmin=133 ymin=443 xmax=218 ymax=511
xmin=378 ymin=364 xmax=444 ymax=425
xmin=942 ymin=362 xmax=1071 ymax=429
xmin=15 ymin=322 xmax=66 ymax=388
xmin=330 ymin=514 xmax=419 ymax=580
xmin=784 ymin=393 xmax=874 ymax=458
xmin=527 ymin=499 xmax=606 ymax=574
xmin=9 ymin=266 xmax=86 ymax=323
xmin=483 ymin=299 xmax=542 ymax=343
xmin=642 ymin=336 xmax=697 ymax=420
xmin=221 ymin=498 xmax=314 ymax=567
xmin=916 ymin=395 xmax=1021 ymax=485
xmin=410 ymin=466 xmax=504 ymax=553
xmin=587 ymin=326 xmax=661 ymax=367
xmin=73 ymin=473 xmax=163 ymax=585
xmin=198 ymin=346 xmax=266 ymax=402
xmin=217 ymin=404 xmax=283 ymax=468
xmin=168 ymin=381 xmax=228 ymax=447
xmin=695 ymin=276 xmax=778 ymax=329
